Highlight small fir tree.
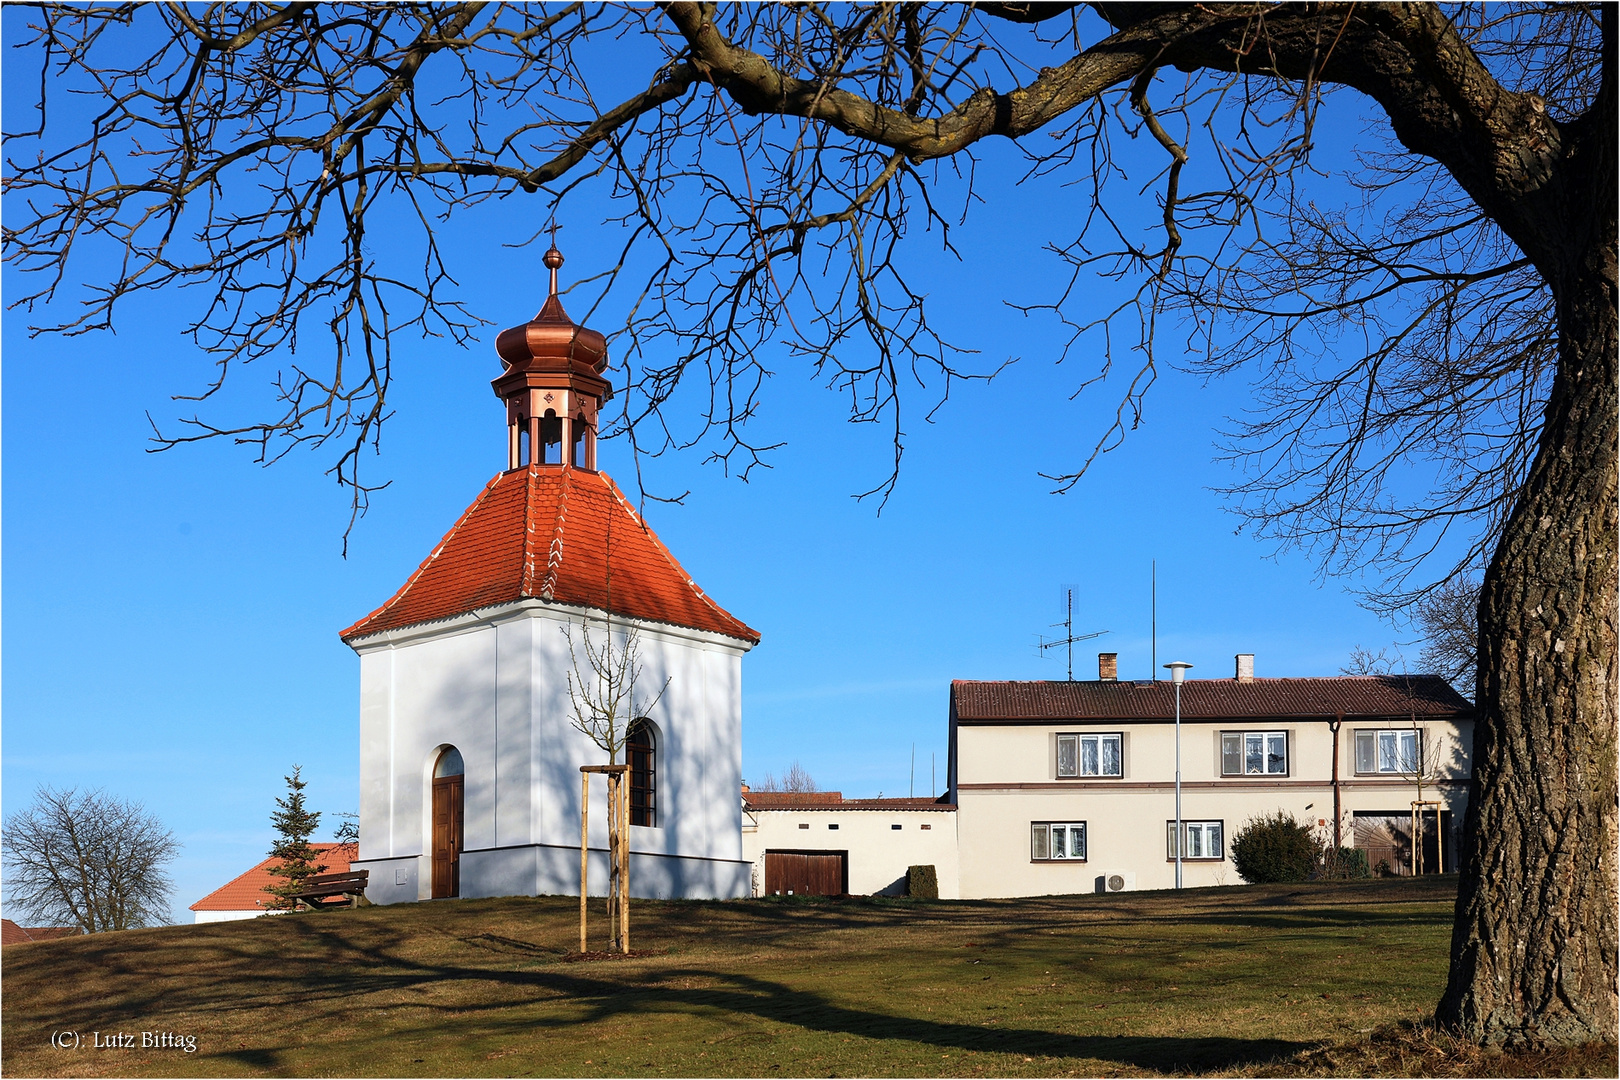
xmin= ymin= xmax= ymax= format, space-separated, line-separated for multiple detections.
xmin=264 ymin=766 xmax=327 ymax=911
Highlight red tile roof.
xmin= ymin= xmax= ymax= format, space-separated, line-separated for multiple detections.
xmin=952 ymin=675 xmax=1472 ymax=722
xmin=744 ymin=790 xmax=844 ymax=805
xmin=342 ymin=466 xmax=758 ymax=644
xmin=1 ymin=919 xmax=81 ymax=945
xmin=189 ymin=843 xmax=358 ymax=913
xmin=744 ymin=792 xmax=955 ymax=812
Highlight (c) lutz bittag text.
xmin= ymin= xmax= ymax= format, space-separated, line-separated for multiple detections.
xmin=51 ymin=1031 xmax=198 ymax=1053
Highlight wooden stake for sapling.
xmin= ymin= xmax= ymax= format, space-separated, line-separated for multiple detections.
xmin=579 ymin=771 xmax=589 ymax=953
xmin=621 ymin=770 xmax=630 ymax=952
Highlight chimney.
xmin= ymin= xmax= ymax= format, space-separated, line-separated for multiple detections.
xmin=1235 ymin=654 xmax=1255 ymax=683
xmin=1098 ymin=653 xmax=1118 ymax=681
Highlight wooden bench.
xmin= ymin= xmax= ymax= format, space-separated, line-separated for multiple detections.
xmin=292 ymin=869 xmax=370 ymax=911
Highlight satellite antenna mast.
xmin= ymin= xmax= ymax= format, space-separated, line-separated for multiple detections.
xmin=1037 ymin=587 xmax=1110 ymax=680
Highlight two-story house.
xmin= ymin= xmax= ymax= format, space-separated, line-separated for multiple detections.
xmin=948 ymin=653 xmax=1473 ymax=898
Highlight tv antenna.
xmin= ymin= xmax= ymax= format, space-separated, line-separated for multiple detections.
xmin=1037 ymin=587 xmax=1109 ymax=681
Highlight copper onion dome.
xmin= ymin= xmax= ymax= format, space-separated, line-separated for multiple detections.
xmin=493 ymin=243 xmax=609 ymax=376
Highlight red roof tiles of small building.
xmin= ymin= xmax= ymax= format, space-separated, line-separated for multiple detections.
xmin=743 ymin=791 xmax=955 ymax=811
xmin=952 ymin=675 xmax=1471 ymax=722
xmin=1 ymin=919 xmax=81 ymax=945
xmin=341 ymin=466 xmax=758 ymax=644
xmin=189 ymin=843 xmax=358 ymax=913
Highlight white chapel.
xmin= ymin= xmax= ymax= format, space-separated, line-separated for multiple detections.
xmin=342 ymin=242 xmax=760 ymax=904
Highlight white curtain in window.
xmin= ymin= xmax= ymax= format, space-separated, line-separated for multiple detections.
xmin=1100 ymin=735 xmax=1121 ymax=776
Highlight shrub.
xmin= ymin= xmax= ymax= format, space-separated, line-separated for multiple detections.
xmin=1318 ymin=846 xmax=1372 ymax=880
xmin=905 ymin=865 xmax=939 ymax=899
xmin=1230 ymin=811 xmax=1319 ymax=884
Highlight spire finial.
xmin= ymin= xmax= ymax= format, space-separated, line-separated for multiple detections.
xmin=543 ymin=221 xmax=564 ymax=297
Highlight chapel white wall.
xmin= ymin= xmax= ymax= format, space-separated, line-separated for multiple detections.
xmin=352 ymin=602 xmax=750 ymax=903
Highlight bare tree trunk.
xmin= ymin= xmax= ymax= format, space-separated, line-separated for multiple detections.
xmin=620 ymin=775 xmax=630 ymax=953
xmin=1437 ymin=238 xmax=1619 ymax=1044
xmin=606 ymin=774 xmax=620 ymax=950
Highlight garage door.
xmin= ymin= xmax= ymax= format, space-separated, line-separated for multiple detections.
xmin=764 ymin=851 xmax=847 ymax=896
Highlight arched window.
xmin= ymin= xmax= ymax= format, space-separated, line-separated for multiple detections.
xmin=431 ymin=747 xmax=464 ymax=898
xmin=571 ymin=412 xmax=590 ymax=467
xmin=627 ymin=720 xmax=656 ymax=827
xmin=434 ymin=746 xmax=464 ymax=778
xmin=540 ymin=410 xmax=562 ymax=464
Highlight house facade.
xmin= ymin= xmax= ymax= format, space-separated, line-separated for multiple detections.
xmin=341 ymin=243 xmax=759 ymax=905
xmin=949 ymin=653 xmax=1473 ymax=898
xmin=741 ymin=790 xmax=959 ymax=898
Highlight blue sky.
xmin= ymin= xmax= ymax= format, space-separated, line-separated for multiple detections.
xmin=2 ymin=29 xmax=1430 ymax=923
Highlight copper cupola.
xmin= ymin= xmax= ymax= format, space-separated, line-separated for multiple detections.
xmin=491 ymin=239 xmax=612 ymax=471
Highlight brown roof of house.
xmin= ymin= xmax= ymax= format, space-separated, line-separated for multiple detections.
xmin=744 ymin=792 xmax=955 ymax=812
xmin=952 ymin=675 xmax=1471 ymax=723
xmin=341 ymin=466 xmax=758 ymax=644
xmin=743 ymin=790 xmax=843 ymax=805
xmin=1 ymin=919 xmax=80 ymax=945
xmin=189 ymin=843 xmax=358 ymax=913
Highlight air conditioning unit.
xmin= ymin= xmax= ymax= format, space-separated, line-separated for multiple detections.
xmin=1094 ymin=871 xmax=1136 ymax=894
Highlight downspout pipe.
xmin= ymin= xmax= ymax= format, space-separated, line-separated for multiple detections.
xmin=1330 ymin=711 xmax=1343 ymax=851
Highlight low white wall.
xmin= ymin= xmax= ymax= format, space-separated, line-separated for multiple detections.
xmin=192 ymin=909 xmax=270 ymax=924
xmin=741 ymin=806 xmax=959 ymax=898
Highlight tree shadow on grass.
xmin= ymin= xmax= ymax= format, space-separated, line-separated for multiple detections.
xmin=517 ymin=967 xmax=1315 ymax=1072
xmin=8 ymin=922 xmax=1317 ymax=1074
xmin=164 ymin=932 xmax=1321 ymax=1074
xmin=219 ymin=1048 xmax=282 ymax=1070
xmin=7 ymin=898 xmax=1412 ymax=1076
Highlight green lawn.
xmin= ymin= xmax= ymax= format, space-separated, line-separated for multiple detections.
xmin=2 ymin=877 xmax=1610 ymax=1077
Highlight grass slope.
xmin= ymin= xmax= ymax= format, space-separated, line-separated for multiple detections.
xmin=2 ymin=877 xmax=1611 ymax=1077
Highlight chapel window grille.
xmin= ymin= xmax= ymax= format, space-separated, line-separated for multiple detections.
xmin=628 ymin=720 xmax=656 ymax=827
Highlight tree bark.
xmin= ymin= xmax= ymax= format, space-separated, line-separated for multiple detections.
xmin=1435 ymin=176 xmax=1619 ymax=1045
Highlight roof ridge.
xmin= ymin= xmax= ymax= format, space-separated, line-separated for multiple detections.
xmin=537 ymin=465 xmax=572 ymax=602
xmin=340 ymin=475 xmax=505 ymax=640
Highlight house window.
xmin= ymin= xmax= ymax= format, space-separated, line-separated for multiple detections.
xmin=798 ymin=823 xmax=810 ymax=829
xmin=891 ymin=824 xmax=902 ymax=830
xmin=1355 ymin=729 xmax=1421 ymax=774
xmin=1220 ymin=731 xmax=1289 ymax=776
xmin=1057 ymin=733 xmax=1123 ymax=777
xmin=627 ymin=719 xmax=656 ymax=826
xmin=1030 ymin=822 xmax=1087 ymax=861
xmin=920 ymin=823 xmax=931 ymax=831
xmin=1167 ymin=820 xmax=1224 ymax=860
xmin=828 ymin=823 xmax=839 ymax=830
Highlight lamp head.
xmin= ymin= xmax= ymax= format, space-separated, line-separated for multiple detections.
xmin=1164 ymin=661 xmax=1194 ymax=685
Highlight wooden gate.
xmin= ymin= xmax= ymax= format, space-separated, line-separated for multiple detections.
xmin=1353 ymin=809 xmax=1452 ymax=875
xmin=764 ymin=851 xmax=846 ymax=896
xmin=432 ymin=775 xmax=464 ymax=898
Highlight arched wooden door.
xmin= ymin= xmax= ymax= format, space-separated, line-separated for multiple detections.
xmin=431 ymin=747 xmax=464 ymax=898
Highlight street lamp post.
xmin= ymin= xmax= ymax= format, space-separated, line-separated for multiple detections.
xmin=1164 ymin=661 xmax=1194 ymax=888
